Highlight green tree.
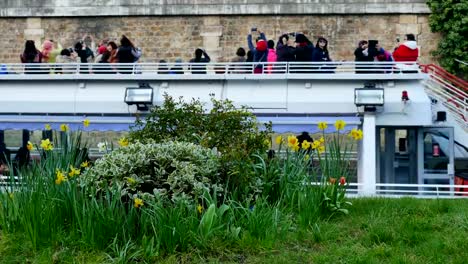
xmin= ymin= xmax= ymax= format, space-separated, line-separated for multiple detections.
xmin=427 ymin=0 xmax=468 ymax=78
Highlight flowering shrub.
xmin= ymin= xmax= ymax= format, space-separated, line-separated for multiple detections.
xmin=128 ymin=94 xmax=271 ymax=195
xmin=81 ymin=141 xmax=222 ymax=201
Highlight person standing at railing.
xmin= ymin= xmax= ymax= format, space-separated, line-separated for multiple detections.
xmin=311 ymin=37 xmax=334 ymax=73
xmin=20 ymin=40 xmax=43 ymax=74
xmin=266 ymin=40 xmax=277 ymax=74
xmin=189 ymin=48 xmax=211 ymax=74
xmin=292 ymin=33 xmax=313 ymax=73
xmin=393 ymin=33 xmax=419 ymax=73
xmin=276 ymin=34 xmax=295 ymax=61
xmin=354 ymin=40 xmax=373 ymax=74
xmin=55 ymin=48 xmax=80 ymax=74
xmin=116 ymin=35 xmax=137 ymax=74
xmin=74 ymin=41 xmax=95 ymax=74
xmin=375 ymin=43 xmax=394 ymax=73
xmin=41 ymin=40 xmax=54 ymax=63
xmin=247 ymin=28 xmax=268 ymax=74
xmin=276 ymin=34 xmax=295 ymax=73
xmin=229 ymin=47 xmax=247 ymax=73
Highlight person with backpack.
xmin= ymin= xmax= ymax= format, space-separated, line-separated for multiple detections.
xmin=20 ymin=40 xmax=43 ymax=74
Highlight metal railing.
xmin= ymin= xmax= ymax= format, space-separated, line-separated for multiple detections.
xmin=421 ymin=64 xmax=468 ymax=131
xmin=0 ymin=61 xmax=422 ymax=77
xmin=343 ymin=183 xmax=468 ymax=198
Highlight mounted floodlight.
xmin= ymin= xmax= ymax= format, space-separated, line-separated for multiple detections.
xmin=124 ymin=87 xmax=153 ymax=111
xmin=354 ymin=88 xmax=384 ymax=107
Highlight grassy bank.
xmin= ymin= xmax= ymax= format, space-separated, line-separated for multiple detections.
xmin=1 ymin=198 xmax=466 ymax=264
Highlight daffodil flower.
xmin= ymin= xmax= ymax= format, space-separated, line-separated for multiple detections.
xmin=318 ymin=146 xmax=325 ymax=154
xmin=83 ymin=119 xmax=90 ymax=127
xmin=287 ymin=135 xmax=299 ymax=151
xmin=301 ymin=140 xmax=311 ymax=149
xmin=349 ymin=128 xmax=363 ymax=140
xmin=334 ymin=120 xmax=346 ymax=131
xmin=27 ymin=141 xmax=34 ymax=151
xmin=40 ymin=139 xmax=54 ymax=151
xmin=318 ymin=122 xmax=328 ymax=131
xmin=55 ymin=170 xmax=67 ymax=185
xmin=60 ymin=124 xmax=69 ymax=132
xmin=197 ymin=204 xmax=203 ymax=214
xmin=80 ymin=161 xmax=89 ymax=168
xmin=45 ymin=124 xmax=51 ymax=130
xmin=304 ymin=154 xmax=310 ymax=161
xmin=275 ymin=135 xmax=283 ymax=145
xmin=118 ymin=137 xmax=129 ymax=147
xmin=68 ymin=165 xmax=81 ymax=177
xmin=134 ymin=198 xmax=144 ymax=208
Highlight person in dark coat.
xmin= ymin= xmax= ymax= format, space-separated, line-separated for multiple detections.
xmin=20 ymin=40 xmax=43 ymax=74
xmin=276 ymin=34 xmax=295 ymax=62
xmin=354 ymin=40 xmax=373 ymax=74
xmin=292 ymin=34 xmax=314 ymax=73
xmin=189 ymin=48 xmax=211 ymax=74
xmin=116 ymin=35 xmax=136 ymax=74
xmin=312 ymin=37 xmax=334 ymax=73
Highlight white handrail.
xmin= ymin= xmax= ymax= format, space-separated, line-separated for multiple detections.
xmin=0 ymin=61 xmax=422 ymax=76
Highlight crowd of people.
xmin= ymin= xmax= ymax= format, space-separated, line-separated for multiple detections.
xmin=15 ymin=31 xmax=419 ymax=74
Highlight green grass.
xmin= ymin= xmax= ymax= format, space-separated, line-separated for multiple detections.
xmin=1 ymin=198 xmax=466 ymax=263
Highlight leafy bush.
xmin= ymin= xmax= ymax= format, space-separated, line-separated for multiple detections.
xmin=81 ymin=141 xmax=222 ymax=201
xmin=427 ymin=0 xmax=468 ymax=78
xmin=128 ymin=94 xmax=272 ymax=194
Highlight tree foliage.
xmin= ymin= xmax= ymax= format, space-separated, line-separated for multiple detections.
xmin=427 ymin=0 xmax=468 ymax=78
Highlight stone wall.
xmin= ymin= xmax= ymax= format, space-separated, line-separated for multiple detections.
xmin=0 ymin=0 xmax=430 ymax=17
xmin=0 ymin=14 xmax=439 ymax=64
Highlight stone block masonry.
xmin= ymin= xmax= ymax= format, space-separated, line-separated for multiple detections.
xmin=0 ymin=14 xmax=439 ymax=64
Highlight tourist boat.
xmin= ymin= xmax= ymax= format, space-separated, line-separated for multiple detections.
xmin=0 ymin=61 xmax=466 ymax=197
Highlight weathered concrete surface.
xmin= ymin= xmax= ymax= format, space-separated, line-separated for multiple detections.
xmin=0 ymin=0 xmax=430 ymax=17
xmin=0 ymin=14 xmax=439 ymax=64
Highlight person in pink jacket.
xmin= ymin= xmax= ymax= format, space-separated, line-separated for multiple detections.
xmin=266 ymin=40 xmax=277 ymax=74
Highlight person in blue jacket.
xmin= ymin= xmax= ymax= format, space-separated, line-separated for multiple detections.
xmin=247 ymin=29 xmax=268 ymax=73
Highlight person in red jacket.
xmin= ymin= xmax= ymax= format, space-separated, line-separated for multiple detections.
xmin=393 ymin=34 xmax=419 ymax=62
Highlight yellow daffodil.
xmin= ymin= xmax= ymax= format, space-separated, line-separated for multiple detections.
xmin=334 ymin=120 xmax=346 ymax=131
xmin=287 ymin=135 xmax=299 ymax=151
xmin=318 ymin=145 xmax=325 ymax=154
xmin=55 ymin=170 xmax=67 ymax=185
xmin=45 ymin=124 xmax=51 ymax=130
xmin=311 ymin=140 xmax=321 ymax=150
xmin=197 ymin=204 xmax=203 ymax=214
xmin=118 ymin=137 xmax=129 ymax=147
xmin=318 ymin=122 xmax=328 ymax=131
xmin=275 ymin=135 xmax=283 ymax=145
xmin=68 ymin=165 xmax=81 ymax=177
xmin=301 ymin=140 xmax=311 ymax=149
xmin=134 ymin=198 xmax=144 ymax=208
xmin=83 ymin=119 xmax=90 ymax=127
xmin=349 ymin=128 xmax=363 ymax=140
xmin=319 ymin=136 xmax=325 ymax=143
xmin=27 ymin=141 xmax=34 ymax=151
xmin=40 ymin=139 xmax=54 ymax=151
xmin=80 ymin=161 xmax=89 ymax=168
xmin=304 ymin=154 xmax=310 ymax=161
xmin=60 ymin=124 xmax=69 ymax=132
